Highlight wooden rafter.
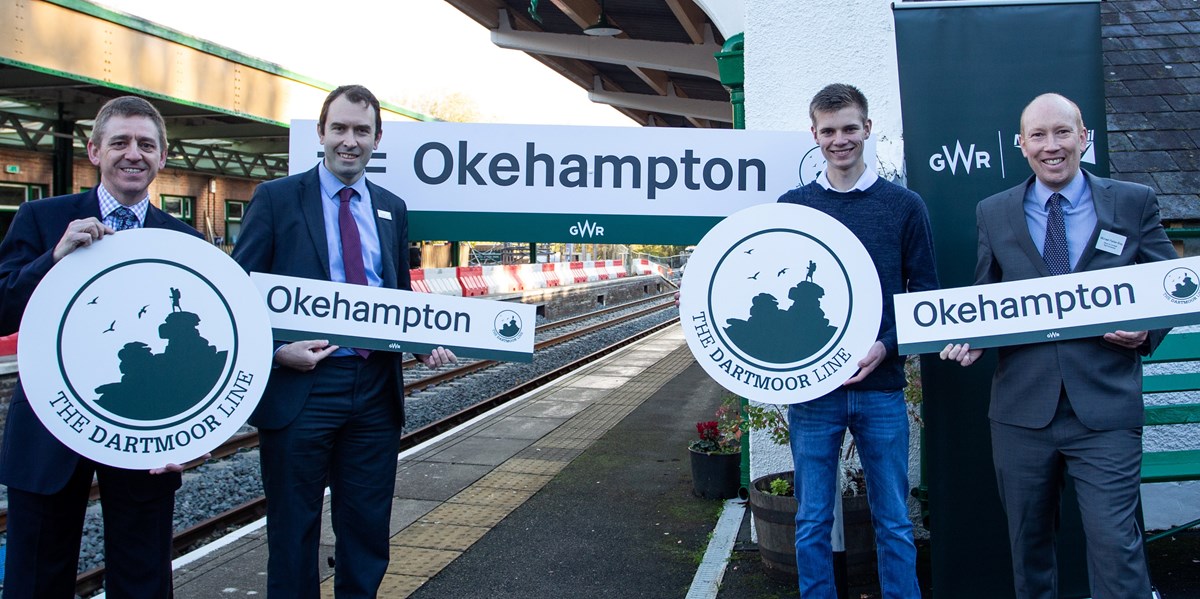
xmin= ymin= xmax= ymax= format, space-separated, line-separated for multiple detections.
xmin=664 ymin=0 xmax=707 ymax=45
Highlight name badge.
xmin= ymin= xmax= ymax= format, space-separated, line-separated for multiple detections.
xmin=1096 ymin=230 xmax=1126 ymax=255
xmin=377 ymin=210 xmax=393 ymax=221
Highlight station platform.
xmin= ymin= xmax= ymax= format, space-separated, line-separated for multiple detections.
xmin=167 ymin=325 xmax=772 ymax=598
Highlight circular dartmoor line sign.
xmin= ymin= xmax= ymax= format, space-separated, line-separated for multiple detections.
xmin=19 ymin=229 xmax=273 ymax=469
xmin=680 ymin=202 xmax=882 ymax=405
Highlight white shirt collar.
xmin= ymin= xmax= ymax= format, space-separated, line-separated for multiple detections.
xmin=816 ymin=167 xmax=878 ymax=193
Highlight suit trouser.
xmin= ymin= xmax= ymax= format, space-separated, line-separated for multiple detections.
xmin=990 ymin=390 xmax=1149 ymax=599
xmin=259 ymin=354 xmax=402 ymax=599
xmin=3 ymin=458 xmax=178 ymax=599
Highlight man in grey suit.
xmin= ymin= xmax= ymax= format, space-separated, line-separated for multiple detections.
xmin=941 ymin=93 xmax=1177 ymax=598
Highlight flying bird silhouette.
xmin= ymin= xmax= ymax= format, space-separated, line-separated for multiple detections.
xmin=87 ymin=297 xmax=99 ymax=305
xmin=777 ymin=268 xmax=789 ymax=277
xmin=137 ymin=305 xmax=149 ymax=319
xmin=743 ymin=249 xmax=754 ymax=255
xmin=103 ymin=321 xmax=115 ymax=334
xmin=748 ymin=272 xmax=760 ymax=280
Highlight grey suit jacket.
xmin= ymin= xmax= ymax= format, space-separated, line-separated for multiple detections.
xmin=975 ymin=171 xmax=1177 ymax=431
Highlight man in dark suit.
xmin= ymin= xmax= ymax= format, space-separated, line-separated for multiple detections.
xmin=941 ymin=93 xmax=1177 ymax=598
xmin=0 ymin=96 xmax=200 ymax=598
xmin=232 ymin=85 xmax=453 ymax=598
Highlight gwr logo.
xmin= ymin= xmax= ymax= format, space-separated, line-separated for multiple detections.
xmin=570 ymin=220 xmax=605 ymax=237
xmin=929 ymin=141 xmax=991 ymax=175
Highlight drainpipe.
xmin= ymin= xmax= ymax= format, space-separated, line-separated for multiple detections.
xmin=714 ymin=33 xmax=748 ymax=496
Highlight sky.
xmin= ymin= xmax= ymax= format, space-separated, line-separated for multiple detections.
xmin=95 ymin=0 xmax=636 ymax=126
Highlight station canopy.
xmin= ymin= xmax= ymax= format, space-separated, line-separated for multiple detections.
xmin=0 ymin=0 xmax=732 ymax=185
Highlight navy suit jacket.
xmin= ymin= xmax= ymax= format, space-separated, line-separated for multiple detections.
xmin=0 ymin=190 xmax=200 ymax=494
xmin=231 ymin=166 xmax=411 ymax=430
xmin=976 ymin=172 xmax=1178 ymax=430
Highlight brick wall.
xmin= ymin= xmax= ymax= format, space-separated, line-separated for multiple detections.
xmin=0 ymin=146 xmax=263 ymax=241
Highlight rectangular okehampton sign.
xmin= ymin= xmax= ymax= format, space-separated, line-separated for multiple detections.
xmin=895 ymin=257 xmax=1200 ymax=355
xmin=289 ymin=121 xmax=874 ymax=244
xmin=251 ymin=273 xmax=536 ymax=362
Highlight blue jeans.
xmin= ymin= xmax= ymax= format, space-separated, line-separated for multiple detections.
xmin=788 ymin=388 xmax=920 ymax=599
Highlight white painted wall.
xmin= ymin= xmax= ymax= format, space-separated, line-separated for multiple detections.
xmin=743 ymin=0 xmax=918 ymax=517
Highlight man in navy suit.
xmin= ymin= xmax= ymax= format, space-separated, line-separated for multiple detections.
xmin=0 ymin=96 xmax=201 ymax=598
xmin=942 ymin=93 xmax=1177 ymax=598
xmin=233 ymin=85 xmax=454 ymax=598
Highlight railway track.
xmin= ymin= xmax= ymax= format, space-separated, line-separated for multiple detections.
xmin=0 ymin=294 xmax=676 ymax=540
xmin=63 ymin=297 xmax=678 ymax=596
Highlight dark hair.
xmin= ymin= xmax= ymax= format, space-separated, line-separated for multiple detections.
xmin=808 ymin=83 xmax=869 ymax=124
xmin=319 ymin=85 xmax=382 ymax=136
xmin=91 ymin=96 xmax=168 ymax=150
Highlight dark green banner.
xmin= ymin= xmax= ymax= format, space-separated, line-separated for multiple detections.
xmin=894 ymin=1 xmax=1104 ymax=596
xmin=410 ymin=211 xmax=722 ymax=246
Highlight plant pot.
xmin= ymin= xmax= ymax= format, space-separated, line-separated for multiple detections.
xmin=749 ymin=472 xmax=797 ymax=582
xmin=688 ymin=448 xmax=741 ymax=499
xmin=749 ymin=473 xmax=880 ymax=594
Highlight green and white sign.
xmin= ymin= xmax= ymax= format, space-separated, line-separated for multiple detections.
xmin=18 ymin=229 xmax=273 ymax=469
xmin=679 ymin=203 xmax=882 ymax=404
xmin=289 ymin=121 xmax=875 ymax=244
xmin=896 ymin=257 xmax=1200 ymax=355
xmin=252 ymin=272 xmax=536 ymax=362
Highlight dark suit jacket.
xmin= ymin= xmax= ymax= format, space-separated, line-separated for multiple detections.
xmin=975 ymin=172 xmax=1178 ymax=431
xmin=0 ymin=189 xmax=200 ymax=494
xmin=231 ymin=166 xmax=411 ymax=430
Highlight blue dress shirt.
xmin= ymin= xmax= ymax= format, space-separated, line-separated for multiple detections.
xmin=97 ymin=184 xmax=149 ymax=229
xmin=1024 ymin=170 xmax=1096 ymax=272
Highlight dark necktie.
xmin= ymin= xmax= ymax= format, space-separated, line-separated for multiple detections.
xmin=110 ymin=206 xmax=138 ymax=231
xmin=1042 ymin=192 xmax=1070 ymax=276
xmin=338 ymin=187 xmax=370 ymax=359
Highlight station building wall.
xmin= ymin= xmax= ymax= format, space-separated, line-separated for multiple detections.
xmin=0 ymin=146 xmax=261 ymax=246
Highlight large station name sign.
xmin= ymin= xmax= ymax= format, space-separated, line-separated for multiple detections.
xmin=290 ymin=121 xmax=876 ymax=244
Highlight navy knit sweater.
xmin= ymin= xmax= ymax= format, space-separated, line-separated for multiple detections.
xmin=777 ymin=179 xmax=939 ymax=391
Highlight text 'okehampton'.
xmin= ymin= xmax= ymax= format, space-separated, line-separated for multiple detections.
xmin=413 ymin=141 xmax=767 ymax=200
xmin=266 ymin=286 xmax=471 ymax=334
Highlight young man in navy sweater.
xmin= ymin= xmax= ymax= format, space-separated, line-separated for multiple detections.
xmin=778 ymin=83 xmax=938 ymax=598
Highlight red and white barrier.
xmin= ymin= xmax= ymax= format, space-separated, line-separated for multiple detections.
xmin=582 ymin=261 xmax=603 ymax=282
xmin=409 ymin=269 xmax=433 ymax=293
xmin=457 ymin=266 xmax=488 ymax=297
xmin=610 ymin=259 xmax=628 ymax=278
xmin=542 ymin=262 xmax=561 ymax=287
xmin=595 ymin=260 xmax=611 ymax=281
xmin=424 ymin=267 xmax=463 ymax=296
xmin=503 ymin=264 xmax=525 ymax=292
xmin=569 ymin=261 xmax=588 ymax=284
xmin=515 ymin=263 xmax=544 ymax=290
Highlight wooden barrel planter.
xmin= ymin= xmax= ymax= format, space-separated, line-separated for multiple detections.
xmin=750 ymin=473 xmax=880 ymax=592
xmin=749 ymin=472 xmax=798 ymax=581
xmin=689 ymin=449 xmax=741 ymax=499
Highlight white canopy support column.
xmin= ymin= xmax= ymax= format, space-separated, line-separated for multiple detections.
xmin=587 ymin=76 xmax=732 ymax=123
xmin=692 ymin=0 xmax=744 ymax=39
xmin=491 ymin=10 xmax=721 ymax=80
